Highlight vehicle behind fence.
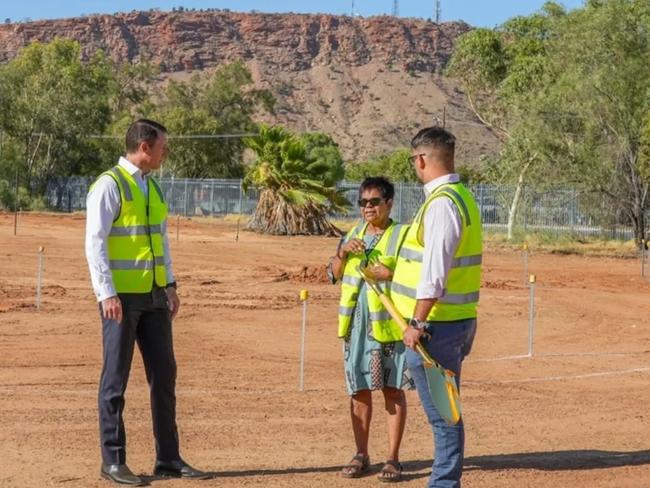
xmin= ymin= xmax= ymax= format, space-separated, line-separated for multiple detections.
xmin=44 ymin=176 xmax=636 ymax=240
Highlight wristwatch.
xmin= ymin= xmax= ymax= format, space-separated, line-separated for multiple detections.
xmin=165 ymin=281 xmax=177 ymax=290
xmin=408 ymin=318 xmax=427 ymax=330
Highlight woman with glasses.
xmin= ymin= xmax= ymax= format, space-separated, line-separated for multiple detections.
xmin=328 ymin=176 xmax=412 ymax=483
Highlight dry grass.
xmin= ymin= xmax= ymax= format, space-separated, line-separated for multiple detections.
xmin=484 ymin=232 xmax=640 ymax=258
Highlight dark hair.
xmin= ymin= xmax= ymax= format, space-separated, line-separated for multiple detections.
xmin=125 ymin=119 xmax=168 ymax=153
xmin=411 ymin=126 xmax=455 ymax=157
xmin=359 ymin=176 xmax=395 ymax=201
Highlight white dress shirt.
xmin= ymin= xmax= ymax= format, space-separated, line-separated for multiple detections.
xmin=416 ymin=173 xmax=463 ymax=300
xmin=85 ymin=157 xmax=174 ymax=302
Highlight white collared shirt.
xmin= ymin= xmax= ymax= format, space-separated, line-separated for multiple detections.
xmin=85 ymin=157 xmax=174 ymax=302
xmin=416 ymin=173 xmax=463 ymax=300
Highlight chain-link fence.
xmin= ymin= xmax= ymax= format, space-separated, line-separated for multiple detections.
xmin=43 ymin=177 xmax=636 ymax=240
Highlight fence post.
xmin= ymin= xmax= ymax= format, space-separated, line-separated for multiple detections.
xmin=299 ymin=289 xmax=309 ymax=391
xmin=183 ymin=179 xmax=188 ymax=216
xmin=641 ymin=240 xmax=646 ymax=278
xmin=238 ymin=179 xmax=244 ymax=214
xmin=225 ymin=182 xmax=231 ymax=215
xmin=170 ymin=176 xmax=176 ymax=215
xmin=570 ymin=188 xmax=576 ymax=233
xmin=527 ymin=274 xmax=536 ymax=357
xmin=397 ymin=182 xmax=403 ymax=222
xmin=13 ymin=168 xmax=18 ymax=236
xmin=210 ymin=180 xmax=215 ymax=216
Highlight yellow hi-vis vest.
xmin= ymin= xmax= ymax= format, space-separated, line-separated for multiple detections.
xmin=90 ymin=165 xmax=168 ymax=293
xmin=391 ymin=182 xmax=482 ymax=322
xmin=337 ymin=220 xmax=409 ymax=342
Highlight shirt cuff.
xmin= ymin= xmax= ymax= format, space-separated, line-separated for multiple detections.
xmin=95 ymin=286 xmax=117 ymax=303
xmin=416 ymin=283 xmax=446 ymax=300
xmin=165 ymin=269 xmax=175 ymax=285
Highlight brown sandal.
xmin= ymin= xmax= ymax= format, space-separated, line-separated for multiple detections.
xmin=378 ymin=460 xmax=402 ymax=483
xmin=340 ymin=454 xmax=370 ymax=478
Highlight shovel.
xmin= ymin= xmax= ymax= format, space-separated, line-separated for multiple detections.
xmin=357 ymin=265 xmax=462 ymax=425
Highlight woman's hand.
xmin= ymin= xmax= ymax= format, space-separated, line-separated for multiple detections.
xmin=363 ymin=262 xmax=392 ymax=281
xmin=339 ymin=238 xmax=365 ymax=258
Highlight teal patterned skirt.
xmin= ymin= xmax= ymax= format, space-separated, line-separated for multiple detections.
xmin=343 ymin=282 xmax=414 ymax=396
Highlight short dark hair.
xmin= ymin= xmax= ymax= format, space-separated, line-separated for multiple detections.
xmin=411 ymin=126 xmax=455 ymax=158
xmin=359 ymin=176 xmax=395 ymax=201
xmin=125 ymin=119 xmax=167 ymax=153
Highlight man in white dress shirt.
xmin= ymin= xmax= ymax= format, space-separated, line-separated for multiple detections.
xmin=86 ymin=119 xmax=207 ymax=486
xmin=391 ymin=126 xmax=482 ymax=488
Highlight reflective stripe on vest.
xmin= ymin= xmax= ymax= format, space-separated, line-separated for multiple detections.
xmin=91 ymin=165 xmax=169 ymax=293
xmin=337 ymin=220 xmax=409 ymax=343
xmin=109 ymin=256 xmax=166 ymax=270
xmin=399 ymin=248 xmax=423 ymax=262
xmin=109 ymin=224 xmax=163 ymax=237
xmin=391 ymin=182 xmax=482 ymax=322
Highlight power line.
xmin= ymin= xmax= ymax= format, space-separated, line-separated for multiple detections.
xmin=30 ymin=132 xmax=259 ymax=140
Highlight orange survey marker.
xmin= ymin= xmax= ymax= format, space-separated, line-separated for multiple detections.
xmin=357 ymin=265 xmax=462 ymax=425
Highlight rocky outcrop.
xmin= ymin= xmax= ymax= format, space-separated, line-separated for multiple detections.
xmin=0 ymin=11 xmax=469 ymax=73
xmin=0 ymin=11 xmax=499 ymax=163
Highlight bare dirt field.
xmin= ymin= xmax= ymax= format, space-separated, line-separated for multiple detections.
xmin=2 ymin=212 xmax=650 ymax=488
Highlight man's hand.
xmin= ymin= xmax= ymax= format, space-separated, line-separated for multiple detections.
xmin=403 ymin=326 xmax=424 ymax=350
xmin=166 ymin=287 xmax=180 ymax=320
xmin=101 ymin=296 xmax=123 ymax=323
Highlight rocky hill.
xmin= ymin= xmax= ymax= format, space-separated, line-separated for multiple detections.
xmin=0 ymin=10 xmax=499 ymax=164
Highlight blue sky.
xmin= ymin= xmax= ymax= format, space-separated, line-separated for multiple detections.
xmin=3 ymin=1 xmax=585 ymax=27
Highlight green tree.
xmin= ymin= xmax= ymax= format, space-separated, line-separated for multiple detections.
xmin=449 ymin=0 xmax=650 ymax=246
xmin=447 ymin=3 xmax=566 ymax=239
xmin=300 ymin=132 xmax=345 ymax=185
xmin=345 ymin=148 xmax=417 ymax=183
xmin=243 ymin=124 xmax=348 ymax=235
xmin=542 ymin=0 xmax=650 ymax=246
xmin=0 ymin=39 xmax=116 ymax=198
xmin=156 ymin=61 xmax=275 ymax=178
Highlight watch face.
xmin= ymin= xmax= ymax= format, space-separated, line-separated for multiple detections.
xmin=410 ymin=319 xmax=426 ymax=330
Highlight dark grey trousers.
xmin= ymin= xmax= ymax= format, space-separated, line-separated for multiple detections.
xmin=98 ymin=289 xmax=179 ymax=465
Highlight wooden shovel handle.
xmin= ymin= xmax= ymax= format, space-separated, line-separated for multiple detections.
xmin=374 ymin=292 xmax=437 ymax=368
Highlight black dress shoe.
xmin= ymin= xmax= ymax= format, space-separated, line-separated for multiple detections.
xmin=100 ymin=464 xmax=145 ymax=486
xmin=153 ymin=459 xmax=210 ymax=479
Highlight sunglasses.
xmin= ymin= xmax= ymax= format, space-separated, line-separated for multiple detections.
xmin=358 ymin=197 xmax=385 ymax=207
xmin=409 ymin=153 xmax=427 ymax=163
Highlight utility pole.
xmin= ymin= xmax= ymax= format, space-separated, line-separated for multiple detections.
xmin=435 ymin=0 xmax=441 ymax=23
xmin=392 ymin=0 xmax=399 ymax=17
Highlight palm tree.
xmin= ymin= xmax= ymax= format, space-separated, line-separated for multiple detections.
xmin=243 ymin=124 xmax=348 ymax=235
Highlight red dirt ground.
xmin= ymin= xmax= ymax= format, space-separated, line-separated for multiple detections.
xmin=1 ymin=212 xmax=650 ymax=488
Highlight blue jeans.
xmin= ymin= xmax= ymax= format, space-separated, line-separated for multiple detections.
xmin=406 ymin=318 xmax=477 ymax=488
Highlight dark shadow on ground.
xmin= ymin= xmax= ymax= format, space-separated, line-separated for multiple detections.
xmin=137 ymin=450 xmax=650 ymax=482
xmin=404 ymin=449 xmax=650 ymax=476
